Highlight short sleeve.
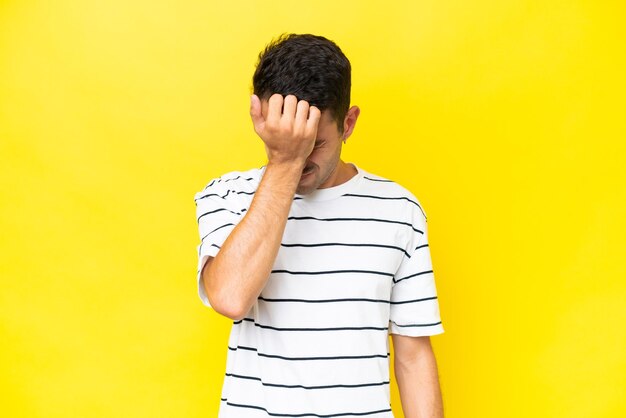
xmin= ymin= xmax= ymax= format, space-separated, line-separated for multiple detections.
xmin=194 ymin=177 xmax=249 ymax=308
xmin=389 ymin=207 xmax=444 ymax=336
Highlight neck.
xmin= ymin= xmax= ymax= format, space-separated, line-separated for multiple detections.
xmin=321 ymin=160 xmax=357 ymax=188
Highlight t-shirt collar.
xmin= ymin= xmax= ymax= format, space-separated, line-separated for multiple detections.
xmin=294 ymin=163 xmax=363 ymax=202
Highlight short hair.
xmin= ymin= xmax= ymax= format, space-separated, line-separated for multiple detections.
xmin=252 ymin=33 xmax=351 ymax=133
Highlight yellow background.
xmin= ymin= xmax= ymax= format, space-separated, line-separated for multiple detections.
xmin=1 ymin=1 xmax=625 ymax=417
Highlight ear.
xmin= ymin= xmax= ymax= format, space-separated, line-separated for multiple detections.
xmin=341 ymin=106 xmax=361 ymax=140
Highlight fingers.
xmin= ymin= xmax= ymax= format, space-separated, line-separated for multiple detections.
xmin=282 ymin=95 xmax=298 ymax=122
xmin=306 ymin=106 xmax=321 ymax=136
xmin=294 ymin=101 xmax=320 ymax=134
xmin=294 ymin=99 xmax=310 ymax=130
xmin=266 ymin=93 xmax=283 ymax=127
xmin=252 ymin=93 xmax=320 ymax=142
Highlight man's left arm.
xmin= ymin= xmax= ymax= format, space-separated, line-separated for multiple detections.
xmin=392 ymin=334 xmax=444 ymax=418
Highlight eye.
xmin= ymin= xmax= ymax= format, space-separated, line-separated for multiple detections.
xmin=313 ymin=140 xmax=325 ymax=149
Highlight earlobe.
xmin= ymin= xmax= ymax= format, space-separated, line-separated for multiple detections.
xmin=342 ymin=105 xmax=361 ymax=140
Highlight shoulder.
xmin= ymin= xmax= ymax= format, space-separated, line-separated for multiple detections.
xmin=357 ymin=167 xmax=428 ymax=221
xmin=194 ymin=167 xmax=263 ymax=202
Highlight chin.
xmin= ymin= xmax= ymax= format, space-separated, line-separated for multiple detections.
xmin=296 ymin=176 xmax=318 ymax=195
xmin=296 ymin=184 xmax=316 ymax=195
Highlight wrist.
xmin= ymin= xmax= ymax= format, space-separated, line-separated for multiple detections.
xmin=266 ymin=159 xmax=306 ymax=175
xmin=259 ymin=160 xmax=304 ymax=197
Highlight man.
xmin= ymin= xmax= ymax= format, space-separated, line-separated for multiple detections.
xmin=194 ymin=33 xmax=445 ymax=418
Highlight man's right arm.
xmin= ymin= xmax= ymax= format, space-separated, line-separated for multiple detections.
xmin=201 ymin=94 xmax=320 ymax=320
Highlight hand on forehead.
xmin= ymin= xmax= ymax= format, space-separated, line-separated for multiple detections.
xmin=260 ymin=94 xmax=322 ymax=119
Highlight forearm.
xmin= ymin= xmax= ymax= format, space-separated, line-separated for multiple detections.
xmin=394 ymin=346 xmax=444 ymax=418
xmin=204 ymin=161 xmax=303 ymax=319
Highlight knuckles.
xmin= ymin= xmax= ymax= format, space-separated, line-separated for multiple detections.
xmin=253 ymin=93 xmax=318 ymax=144
xmin=269 ymin=93 xmax=284 ymax=104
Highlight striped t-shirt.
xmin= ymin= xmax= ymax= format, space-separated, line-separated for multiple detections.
xmin=194 ymin=163 xmax=444 ymax=418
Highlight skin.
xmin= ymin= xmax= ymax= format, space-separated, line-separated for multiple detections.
xmin=202 ymin=93 xmax=360 ymax=320
xmin=201 ymin=93 xmax=443 ymax=418
xmin=393 ymin=334 xmax=444 ymax=418
xmin=258 ymin=94 xmax=361 ymax=195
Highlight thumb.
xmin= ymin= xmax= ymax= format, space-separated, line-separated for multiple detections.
xmin=249 ymin=94 xmax=265 ymax=132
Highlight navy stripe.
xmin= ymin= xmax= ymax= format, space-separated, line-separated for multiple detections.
xmin=197 ymin=242 xmax=221 ymax=257
xmin=195 ymin=189 xmax=255 ymax=201
xmin=391 ymin=319 xmax=442 ymax=328
xmin=363 ymin=176 xmax=393 ymax=183
xmin=197 ymin=207 xmax=242 ymax=222
xmin=200 ymin=243 xmax=221 ymax=251
xmin=202 ymin=175 xmax=256 ymax=190
xmin=258 ymin=296 xmax=390 ymax=304
xmin=271 ymin=269 xmax=394 ymax=277
xmin=343 ymin=193 xmax=420 ymax=208
xmin=220 ymin=176 xmax=255 ymax=184
xmin=393 ymin=269 xmax=433 ymax=284
xmin=257 ymin=296 xmax=436 ymax=305
xmin=415 ymin=243 xmax=429 ymax=251
xmin=390 ymin=296 xmax=438 ymax=305
xmin=281 ymin=242 xmax=409 ymax=257
xmin=225 ymin=372 xmax=389 ymax=390
xmin=221 ymin=400 xmax=392 ymax=417
xmin=195 ymin=189 xmax=231 ymax=201
xmin=228 ymin=344 xmax=389 ymax=361
xmin=234 ymin=318 xmax=389 ymax=332
xmin=341 ymin=193 xmax=425 ymax=218
xmin=287 ymin=216 xmax=424 ymax=234
xmin=200 ymin=223 xmax=234 ymax=241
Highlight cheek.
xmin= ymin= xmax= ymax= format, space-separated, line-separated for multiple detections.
xmin=308 ymin=146 xmax=340 ymax=169
xmin=307 ymin=147 xmax=330 ymax=164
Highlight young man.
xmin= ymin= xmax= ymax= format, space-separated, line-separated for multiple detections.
xmin=194 ymin=34 xmax=445 ymax=418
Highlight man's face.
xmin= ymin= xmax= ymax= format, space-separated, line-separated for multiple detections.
xmin=260 ymin=100 xmax=345 ymax=195
xmin=296 ymin=109 xmax=345 ymax=195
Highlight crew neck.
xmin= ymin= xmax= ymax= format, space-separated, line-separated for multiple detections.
xmin=294 ymin=163 xmax=363 ymax=202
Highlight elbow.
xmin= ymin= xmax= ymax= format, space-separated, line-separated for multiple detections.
xmin=203 ymin=270 xmax=249 ymax=321
xmin=211 ymin=296 xmax=248 ymax=321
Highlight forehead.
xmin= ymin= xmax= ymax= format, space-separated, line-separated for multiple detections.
xmin=318 ymin=108 xmax=339 ymax=130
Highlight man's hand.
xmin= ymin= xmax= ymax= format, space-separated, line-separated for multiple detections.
xmin=203 ymin=94 xmax=321 ymax=320
xmin=250 ymin=93 xmax=321 ymax=166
